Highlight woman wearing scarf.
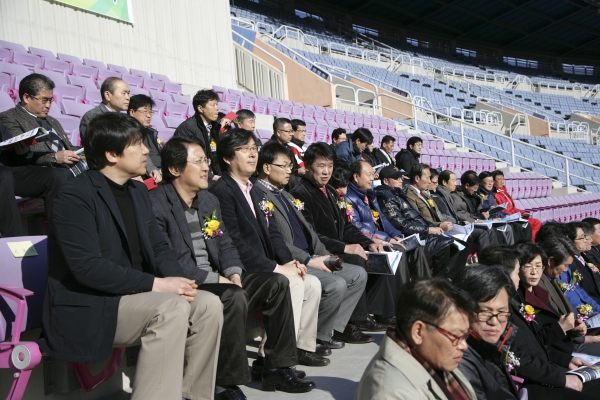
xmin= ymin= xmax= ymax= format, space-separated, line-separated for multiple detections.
xmin=454 ymin=265 xmax=520 ymax=400
xmin=356 ymin=279 xmax=477 ymax=399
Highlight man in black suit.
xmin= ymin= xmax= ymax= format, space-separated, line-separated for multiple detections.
xmin=174 ymin=89 xmax=222 ymax=180
xmin=582 ymin=218 xmax=600 ymax=267
xmin=290 ymin=142 xmax=394 ymax=343
xmin=371 ymin=135 xmax=395 ymax=166
xmin=567 ymin=222 xmax=600 ymax=303
xmin=0 ymin=73 xmax=76 ymax=219
xmin=41 ymin=113 xmax=223 ymax=400
xmin=151 ymin=136 xmax=314 ymax=398
xmin=0 ymin=122 xmax=25 ymax=237
xmin=209 ymin=128 xmax=316 ymax=393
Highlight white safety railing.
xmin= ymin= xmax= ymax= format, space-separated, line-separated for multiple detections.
xmin=231 ymin=16 xmax=255 ymax=30
xmin=353 ymin=71 xmax=412 ymax=98
xmin=272 ymin=25 xmax=320 ymax=47
xmin=372 ymin=92 xmax=600 ymax=190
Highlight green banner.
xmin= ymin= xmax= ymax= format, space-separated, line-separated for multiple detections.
xmin=52 ymin=0 xmax=134 ymax=24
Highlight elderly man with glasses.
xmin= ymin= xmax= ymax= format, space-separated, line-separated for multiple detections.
xmin=356 ymin=278 xmax=477 ymax=400
xmin=0 ymin=73 xmax=76 ymax=219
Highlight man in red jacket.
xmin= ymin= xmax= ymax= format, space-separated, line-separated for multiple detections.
xmin=492 ymin=170 xmax=541 ymax=240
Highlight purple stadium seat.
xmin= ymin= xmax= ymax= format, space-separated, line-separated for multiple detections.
xmin=60 ymin=100 xmax=92 ymax=118
xmin=12 ymin=53 xmax=43 ymax=72
xmin=57 ymin=53 xmax=83 ymax=70
xmin=218 ymin=101 xmax=230 ymax=114
xmin=83 ymin=88 xmax=102 ymax=107
xmin=129 ymin=68 xmax=151 ymax=79
xmin=53 ymin=85 xmax=84 ymax=103
xmin=122 ymin=73 xmax=144 ymax=88
xmin=151 ymin=72 xmax=171 ymax=83
xmin=228 ymin=89 xmax=243 ymax=98
xmin=71 ymin=64 xmax=98 ymax=80
xmin=239 ymin=96 xmax=254 ymax=111
xmin=149 ymin=89 xmax=171 ymax=102
xmin=314 ymin=109 xmax=326 ymax=122
xmin=157 ymin=128 xmax=176 ymax=142
xmin=151 ymin=114 xmax=166 ymax=129
xmin=128 ymin=86 xmax=150 ymax=97
xmin=55 ymin=116 xmax=82 ymax=145
xmin=67 ymin=74 xmax=97 ymax=90
xmin=324 ymin=110 xmax=336 ymax=122
xmin=267 ymin=101 xmax=280 ymax=115
xmin=213 ymin=86 xmax=227 ymax=102
xmin=172 ymin=93 xmax=193 ymax=106
xmin=291 ymin=106 xmax=304 ymax=118
xmin=43 ymin=59 xmax=70 ymax=76
xmin=256 ymin=129 xmax=272 ymax=141
xmin=83 ymin=58 xmax=107 ymax=69
xmin=28 ymin=46 xmax=56 ymax=61
xmin=338 ymin=122 xmax=350 ymax=131
xmin=224 ymin=94 xmax=240 ymax=110
xmin=242 ymin=92 xmax=257 ymax=99
xmin=303 ymin=109 xmax=315 ymax=119
xmin=163 ymin=115 xmax=185 ymax=129
xmin=107 ymin=63 xmax=129 ymax=75
xmin=143 ymin=78 xmax=164 ymax=92
xmin=254 ymin=99 xmax=268 ymax=115
xmin=95 ymin=70 xmax=122 ymax=87
xmin=0 ymin=40 xmax=28 ymax=57
xmin=164 ymin=82 xmax=182 ymax=96
xmin=0 ymin=91 xmax=15 ymax=112
xmin=268 ymin=97 xmax=282 ymax=104
xmin=0 ymin=48 xmax=11 ymax=63
xmin=326 ymin=120 xmax=339 ymax=129
xmin=33 ymin=67 xmax=67 ymax=85
xmin=164 ymin=102 xmax=189 ymax=119
xmin=152 ymin=99 xmax=167 ymax=116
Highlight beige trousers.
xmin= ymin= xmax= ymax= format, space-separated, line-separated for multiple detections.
xmin=259 ymin=274 xmax=321 ymax=354
xmin=113 ymin=291 xmax=223 ymax=400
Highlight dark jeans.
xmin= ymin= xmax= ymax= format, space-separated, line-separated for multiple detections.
xmin=0 ymin=166 xmax=22 ymax=237
xmin=201 ymin=272 xmax=298 ymax=385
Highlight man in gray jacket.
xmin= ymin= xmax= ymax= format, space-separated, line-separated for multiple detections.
xmin=256 ymin=142 xmax=369 ymax=353
xmin=79 ymin=77 xmax=130 ymax=139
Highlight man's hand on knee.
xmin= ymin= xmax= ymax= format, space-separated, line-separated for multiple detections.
xmin=152 ymin=277 xmax=198 ymax=302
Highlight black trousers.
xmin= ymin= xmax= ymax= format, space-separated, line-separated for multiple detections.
xmin=510 ymin=221 xmax=532 ymax=243
xmin=525 ymin=378 xmax=600 ymax=400
xmin=0 ymin=166 xmax=22 ymax=237
xmin=200 ymin=272 xmax=298 ymax=385
xmin=11 ymin=165 xmax=72 ymax=220
xmin=471 ymin=226 xmax=501 ymax=255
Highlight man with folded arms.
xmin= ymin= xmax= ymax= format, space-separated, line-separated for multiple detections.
xmin=40 ymin=113 xmax=223 ymax=400
xmin=291 ymin=142 xmax=393 ymax=342
xmin=210 ymin=128 xmax=317 ymax=393
xmin=255 ymin=142 xmax=368 ymax=354
xmin=151 ymin=136 xmax=311 ymax=398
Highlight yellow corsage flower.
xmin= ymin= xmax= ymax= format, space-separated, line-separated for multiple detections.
xmin=202 ymin=210 xmax=223 ymax=239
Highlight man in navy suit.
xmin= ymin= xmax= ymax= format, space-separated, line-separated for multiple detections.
xmin=210 ymin=128 xmax=317 ymax=393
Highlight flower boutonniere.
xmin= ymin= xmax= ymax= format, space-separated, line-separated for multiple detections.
xmin=210 ymin=138 xmax=217 ymax=152
xmin=259 ymin=199 xmax=274 ymax=227
xmin=202 ymin=210 xmax=223 ymax=239
xmin=572 ymin=270 xmax=583 ymax=286
xmin=505 ymin=350 xmax=520 ymax=373
xmin=587 ymin=263 xmax=600 ymax=274
xmin=371 ymin=210 xmax=379 ymax=220
xmin=156 ymin=137 xmax=164 ymax=150
xmin=577 ymin=304 xmax=594 ymax=320
xmin=480 ymin=193 xmax=488 ymax=201
xmin=289 ymin=198 xmax=305 ymax=211
xmin=519 ymin=303 xmax=538 ymax=322
xmin=427 ymin=198 xmax=436 ymax=208
xmin=338 ymin=200 xmax=354 ymax=216
xmin=559 ymin=282 xmax=575 ymax=293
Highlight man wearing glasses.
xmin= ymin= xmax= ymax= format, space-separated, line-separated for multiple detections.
xmin=267 ymin=118 xmax=302 ymax=188
xmin=356 ymin=278 xmax=477 ymax=400
xmin=0 ymin=73 xmax=76 ymax=219
xmin=128 ymin=94 xmax=162 ymax=183
xmin=210 ymin=128 xmax=317 ymax=393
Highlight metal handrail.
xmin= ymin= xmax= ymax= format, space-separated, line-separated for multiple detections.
xmin=260 ymin=34 xmax=332 ymax=82
xmin=373 ymin=92 xmax=600 ymax=188
xmin=232 ymin=30 xmax=286 ymax=74
xmin=230 ymin=16 xmax=255 ymax=30
xmin=353 ymin=72 xmax=412 ymax=98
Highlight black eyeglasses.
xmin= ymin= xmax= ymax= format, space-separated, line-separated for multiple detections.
xmin=476 ymin=311 xmax=511 ymax=323
xmin=269 ymin=163 xmax=293 ymax=171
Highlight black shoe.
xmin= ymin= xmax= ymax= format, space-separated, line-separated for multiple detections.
xmin=354 ymin=316 xmax=388 ymax=332
xmin=261 ymin=367 xmax=316 ymax=393
xmin=374 ymin=315 xmax=396 ymax=326
xmin=317 ymin=338 xmax=345 ymax=349
xmin=297 ymin=349 xmax=330 ymax=367
xmin=251 ymin=357 xmax=306 ymax=380
xmin=315 ymin=342 xmax=332 ymax=356
xmin=332 ymin=324 xmax=374 ymax=344
xmin=215 ymin=385 xmax=246 ymax=400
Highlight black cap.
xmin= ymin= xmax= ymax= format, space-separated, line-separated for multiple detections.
xmin=379 ymin=166 xmax=405 ymax=180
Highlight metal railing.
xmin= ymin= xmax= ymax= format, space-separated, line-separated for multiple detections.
xmin=231 ymin=16 xmax=255 ymax=30
xmin=272 ymin=25 xmax=320 ymax=48
xmin=372 ymin=92 xmax=600 ymax=189
xmin=353 ymin=71 xmax=412 ymax=98
xmin=232 ymin=30 xmax=285 ymax=73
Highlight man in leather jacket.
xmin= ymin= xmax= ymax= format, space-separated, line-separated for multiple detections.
xmin=374 ymin=166 xmax=466 ymax=278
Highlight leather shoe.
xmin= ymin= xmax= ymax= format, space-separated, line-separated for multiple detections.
xmin=261 ymin=367 xmax=316 ymax=393
xmin=215 ymin=385 xmax=246 ymax=400
xmin=251 ymin=357 xmax=306 ymax=380
xmin=317 ymin=338 xmax=345 ymax=349
xmin=374 ymin=315 xmax=396 ymax=326
xmin=297 ymin=349 xmax=330 ymax=366
xmin=332 ymin=324 xmax=374 ymax=344
xmin=354 ymin=316 xmax=388 ymax=332
xmin=315 ymin=342 xmax=332 ymax=356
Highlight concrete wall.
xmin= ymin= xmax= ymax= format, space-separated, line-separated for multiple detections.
xmin=0 ymin=0 xmax=237 ymax=93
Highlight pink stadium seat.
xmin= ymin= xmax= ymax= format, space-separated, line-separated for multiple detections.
xmin=83 ymin=88 xmax=102 ymax=107
xmin=122 ymin=73 xmax=144 ymax=88
xmin=0 ymin=91 xmax=15 ymax=112
xmin=67 ymin=75 xmax=98 ymax=90
xmin=267 ymin=101 xmax=280 ymax=115
xmin=239 ymin=96 xmax=254 ymax=111
xmin=163 ymin=115 xmax=185 ymax=129
xmin=254 ymin=99 xmax=268 ymax=115
xmin=43 ymin=59 xmax=70 ymax=75
xmin=164 ymin=82 xmax=182 ymax=96
xmin=224 ymin=94 xmax=241 ymax=110
xmin=57 ymin=53 xmax=83 ymax=70
xmin=149 ymin=89 xmax=171 ymax=102
xmin=53 ymin=85 xmax=84 ymax=103
xmin=33 ymin=67 xmax=67 ymax=85
xmin=0 ymin=40 xmax=28 ymax=57
xmin=83 ymin=58 xmax=107 ymax=70
xmin=213 ymin=85 xmax=227 ymax=102
xmin=218 ymin=101 xmax=230 ymax=114
xmin=71 ymin=64 xmax=98 ymax=79
xmin=12 ymin=53 xmax=43 ymax=72
xmin=157 ymin=128 xmax=176 ymax=142
xmin=315 ymin=125 xmax=328 ymax=142
xmin=164 ymin=102 xmax=188 ymax=119
xmin=60 ymin=100 xmax=92 ymax=118
xmin=129 ymin=86 xmax=150 ymax=97
xmin=152 ymin=99 xmax=167 ymax=116
xmin=0 ymin=48 xmax=11 ymax=63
